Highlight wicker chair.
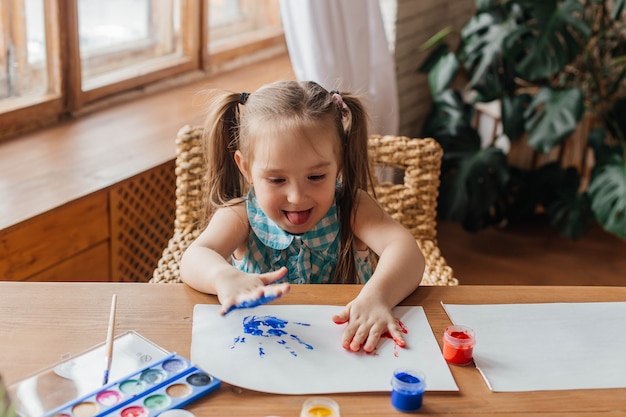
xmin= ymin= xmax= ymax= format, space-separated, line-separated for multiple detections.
xmin=150 ymin=125 xmax=457 ymax=286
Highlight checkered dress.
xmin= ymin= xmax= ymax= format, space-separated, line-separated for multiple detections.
xmin=231 ymin=188 xmax=372 ymax=284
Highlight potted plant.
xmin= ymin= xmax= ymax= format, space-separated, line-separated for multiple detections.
xmin=419 ymin=0 xmax=626 ymax=239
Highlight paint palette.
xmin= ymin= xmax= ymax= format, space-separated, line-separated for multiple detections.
xmin=46 ymin=354 xmax=220 ymax=417
xmin=9 ymin=331 xmax=220 ymax=417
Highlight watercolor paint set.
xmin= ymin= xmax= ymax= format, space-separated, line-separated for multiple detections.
xmin=8 ymin=331 xmax=220 ymax=417
xmin=47 ymin=353 xmax=220 ymax=417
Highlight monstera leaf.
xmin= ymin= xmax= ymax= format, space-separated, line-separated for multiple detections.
xmin=524 ymin=87 xmax=584 ymax=153
xmin=460 ymin=5 xmax=520 ymax=91
xmin=427 ymin=52 xmax=459 ymax=96
xmin=438 ymin=146 xmax=510 ymax=231
xmin=502 ymin=93 xmax=533 ymax=142
xmin=548 ymin=191 xmax=593 ymax=240
xmin=423 ymin=89 xmax=481 ymax=152
xmin=418 ymin=42 xmax=449 ymax=75
xmin=587 ymin=127 xmax=615 ymax=165
xmin=588 ymin=154 xmax=626 ymax=238
xmin=542 ymin=165 xmax=594 ymax=239
xmin=505 ymin=0 xmax=590 ymax=81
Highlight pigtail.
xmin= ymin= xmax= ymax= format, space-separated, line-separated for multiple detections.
xmin=341 ymin=94 xmax=375 ymax=195
xmin=333 ymin=92 xmax=376 ymax=284
xmin=200 ymin=89 xmax=247 ymax=226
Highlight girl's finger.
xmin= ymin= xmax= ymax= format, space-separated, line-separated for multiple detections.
xmin=348 ymin=327 xmax=369 ymax=352
xmin=349 ymin=336 xmax=364 ymax=352
xmin=264 ymin=282 xmax=290 ymax=299
xmin=388 ymin=324 xmax=407 ymax=348
xmin=332 ymin=308 xmax=349 ymax=325
xmin=363 ymin=327 xmax=383 ymax=353
xmin=340 ymin=323 xmax=358 ymax=350
xmin=219 ymin=300 xmax=236 ymax=316
xmin=260 ymin=266 xmax=288 ymax=284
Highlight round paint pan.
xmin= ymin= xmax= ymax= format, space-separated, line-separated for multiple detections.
xmin=159 ymin=410 xmax=196 ymax=417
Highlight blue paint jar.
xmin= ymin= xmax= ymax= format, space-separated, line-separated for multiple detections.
xmin=390 ymin=368 xmax=426 ymax=413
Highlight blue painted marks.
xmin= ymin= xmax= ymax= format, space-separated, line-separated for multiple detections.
xmin=290 ymin=334 xmax=314 ymax=350
xmin=275 ymin=337 xmax=298 ymax=357
xmin=243 ymin=315 xmax=288 ymax=337
xmin=231 ymin=315 xmax=314 ymax=358
xmin=230 ymin=335 xmax=246 ymax=349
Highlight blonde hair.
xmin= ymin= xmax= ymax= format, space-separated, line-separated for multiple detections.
xmin=201 ymin=80 xmax=375 ymax=283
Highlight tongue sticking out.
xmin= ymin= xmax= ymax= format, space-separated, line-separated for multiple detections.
xmin=285 ymin=209 xmax=311 ymax=225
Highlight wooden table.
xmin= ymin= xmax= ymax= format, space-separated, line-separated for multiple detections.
xmin=1 ymin=282 xmax=625 ymax=416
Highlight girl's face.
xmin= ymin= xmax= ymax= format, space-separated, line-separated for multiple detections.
xmin=235 ymin=122 xmax=341 ymax=234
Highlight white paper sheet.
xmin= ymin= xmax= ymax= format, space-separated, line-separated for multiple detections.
xmin=442 ymin=302 xmax=626 ymax=392
xmin=191 ymin=305 xmax=458 ymax=394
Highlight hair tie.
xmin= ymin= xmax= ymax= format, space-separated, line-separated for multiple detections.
xmin=239 ymin=92 xmax=249 ymax=105
xmin=330 ymin=90 xmax=348 ymax=118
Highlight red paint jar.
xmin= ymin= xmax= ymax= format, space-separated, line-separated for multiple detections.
xmin=442 ymin=325 xmax=476 ymax=366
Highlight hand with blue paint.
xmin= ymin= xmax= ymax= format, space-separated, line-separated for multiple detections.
xmin=217 ymin=267 xmax=290 ymax=316
xmin=222 ymin=293 xmax=280 ymax=315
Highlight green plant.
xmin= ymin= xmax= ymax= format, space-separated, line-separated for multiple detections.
xmin=1 ymin=374 xmax=16 ymax=417
xmin=419 ymin=0 xmax=626 ymax=238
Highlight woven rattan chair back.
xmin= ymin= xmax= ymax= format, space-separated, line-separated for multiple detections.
xmin=151 ymin=125 xmax=457 ymax=285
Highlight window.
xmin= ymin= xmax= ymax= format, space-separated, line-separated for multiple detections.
xmin=78 ymin=0 xmax=188 ymax=92
xmin=0 ymin=0 xmax=283 ymax=140
xmin=208 ymin=0 xmax=283 ymax=71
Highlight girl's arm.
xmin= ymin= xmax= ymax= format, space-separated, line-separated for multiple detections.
xmin=333 ymin=190 xmax=425 ymax=352
xmin=180 ymin=203 xmax=289 ymax=314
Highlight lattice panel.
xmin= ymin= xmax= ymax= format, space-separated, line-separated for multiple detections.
xmin=110 ymin=161 xmax=176 ymax=282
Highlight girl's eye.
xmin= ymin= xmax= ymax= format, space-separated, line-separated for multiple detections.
xmin=268 ymin=178 xmax=285 ymax=184
xmin=309 ymin=174 xmax=326 ymax=181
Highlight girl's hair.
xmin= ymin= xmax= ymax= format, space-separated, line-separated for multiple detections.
xmin=201 ymin=80 xmax=375 ymax=284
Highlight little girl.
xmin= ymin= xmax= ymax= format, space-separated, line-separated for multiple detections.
xmin=181 ymin=80 xmax=425 ymax=353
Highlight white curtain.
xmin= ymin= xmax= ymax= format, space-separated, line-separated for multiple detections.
xmin=279 ymin=0 xmax=399 ymax=135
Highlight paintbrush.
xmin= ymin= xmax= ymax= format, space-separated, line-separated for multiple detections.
xmin=102 ymin=294 xmax=117 ymax=385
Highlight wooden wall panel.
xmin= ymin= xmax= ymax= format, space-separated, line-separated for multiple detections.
xmin=25 ymin=242 xmax=110 ymax=282
xmin=0 ymin=193 xmax=109 ymax=281
xmin=110 ymin=161 xmax=176 ymax=282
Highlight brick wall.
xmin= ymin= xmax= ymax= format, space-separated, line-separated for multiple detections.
xmin=389 ymin=0 xmax=475 ymax=137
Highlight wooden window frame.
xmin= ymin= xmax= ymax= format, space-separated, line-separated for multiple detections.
xmin=67 ymin=0 xmax=202 ymax=109
xmin=0 ymin=0 xmax=63 ymax=137
xmin=0 ymin=0 xmax=284 ymax=142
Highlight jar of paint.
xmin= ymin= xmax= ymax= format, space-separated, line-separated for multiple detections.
xmin=300 ymin=397 xmax=340 ymax=417
xmin=442 ymin=325 xmax=476 ymax=366
xmin=390 ymin=368 xmax=426 ymax=413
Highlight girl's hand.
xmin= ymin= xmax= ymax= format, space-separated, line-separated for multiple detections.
xmin=216 ymin=267 xmax=290 ymax=315
xmin=332 ymin=295 xmax=406 ymax=353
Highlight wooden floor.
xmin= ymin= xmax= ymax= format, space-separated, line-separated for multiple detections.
xmin=436 ymin=217 xmax=626 ymax=286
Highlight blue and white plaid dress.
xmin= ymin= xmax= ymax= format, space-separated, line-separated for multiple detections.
xmin=232 ymin=188 xmax=373 ymax=284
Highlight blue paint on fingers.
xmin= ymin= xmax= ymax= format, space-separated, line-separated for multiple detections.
xmin=223 ymin=292 xmax=282 ymax=315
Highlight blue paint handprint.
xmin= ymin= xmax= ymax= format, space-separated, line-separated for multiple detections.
xmin=230 ymin=315 xmax=314 ymax=357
